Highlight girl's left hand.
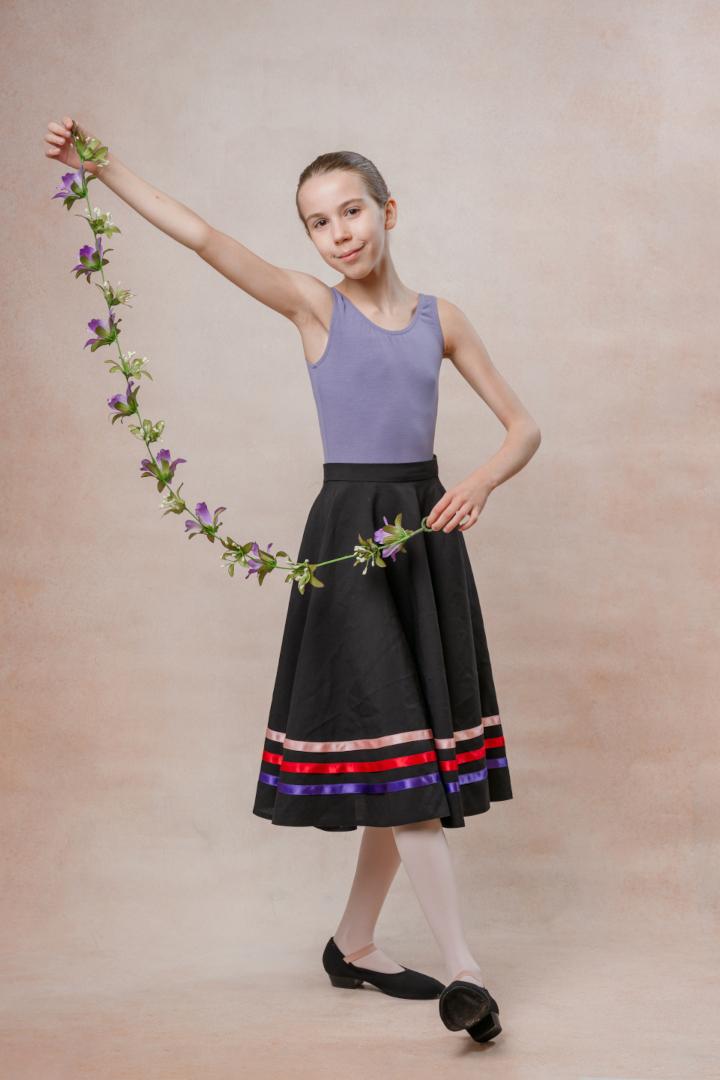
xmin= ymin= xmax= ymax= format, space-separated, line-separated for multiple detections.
xmin=425 ymin=473 xmax=494 ymax=533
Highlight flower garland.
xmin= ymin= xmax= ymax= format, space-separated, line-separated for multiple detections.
xmin=52 ymin=123 xmax=436 ymax=595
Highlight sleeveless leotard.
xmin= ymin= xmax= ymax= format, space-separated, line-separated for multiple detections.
xmin=305 ymin=286 xmax=445 ymax=463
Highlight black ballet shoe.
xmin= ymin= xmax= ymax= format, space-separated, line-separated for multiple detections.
xmin=467 ymin=1010 xmax=503 ymax=1042
xmin=438 ymin=968 xmax=501 ymax=1036
xmin=322 ymin=937 xmax=445 ymax=1000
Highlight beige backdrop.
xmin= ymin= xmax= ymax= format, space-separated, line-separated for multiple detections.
xmin=3 ymin=1 xmax=718 ymax=1078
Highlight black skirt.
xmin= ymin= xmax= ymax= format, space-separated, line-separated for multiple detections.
xmin=252 ymin=455 xmax=513 ymax=831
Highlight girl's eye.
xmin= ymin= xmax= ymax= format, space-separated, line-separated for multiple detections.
xmin=313 ymin=207 xmax=360 ymax=229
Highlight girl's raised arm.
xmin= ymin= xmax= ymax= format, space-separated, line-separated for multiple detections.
xmin=45 ymin=116 xmax=313 ymax=323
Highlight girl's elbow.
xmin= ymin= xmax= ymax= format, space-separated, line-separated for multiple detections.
xmin=525 ymin=421 xmax=542 ymax=449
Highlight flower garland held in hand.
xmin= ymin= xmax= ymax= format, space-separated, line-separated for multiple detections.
xmin=52 ymin=123 xmax=436 ymax=595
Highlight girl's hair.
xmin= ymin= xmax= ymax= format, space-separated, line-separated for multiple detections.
xmin=296 ymin=151 xmax=391 ymax=235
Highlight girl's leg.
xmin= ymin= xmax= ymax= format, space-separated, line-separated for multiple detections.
xmin=333 ymin=825 xmax=405 ymax=974
xmin=391 ymin=818 xmax=485 ymax=987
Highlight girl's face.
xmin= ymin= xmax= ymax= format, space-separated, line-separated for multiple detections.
xmin=299 ymin=170 xmax=395 ymax=277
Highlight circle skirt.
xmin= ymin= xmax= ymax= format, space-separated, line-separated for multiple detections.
xmin=252 ymin=455 xmax=514 ymax=831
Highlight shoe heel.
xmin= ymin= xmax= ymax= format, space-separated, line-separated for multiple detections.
xmin=328 ymin=973 xmax=364 ymax=989
xmin=468 ymin=1011 xmax=502 ymax=1042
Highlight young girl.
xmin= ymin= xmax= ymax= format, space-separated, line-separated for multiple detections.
xmin=45 ymin=117 xmax=541 ymax=1043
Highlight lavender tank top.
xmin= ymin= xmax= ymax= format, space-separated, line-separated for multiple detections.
xmin=305 ymin=286 xmax=444 ymax=463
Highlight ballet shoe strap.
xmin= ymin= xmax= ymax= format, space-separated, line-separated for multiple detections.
xmin=342 ymin=942 xmax=376 ymax=964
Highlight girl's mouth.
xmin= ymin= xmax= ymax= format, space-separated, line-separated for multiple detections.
xmin=338 ymin=245 xmax=363 ymax=260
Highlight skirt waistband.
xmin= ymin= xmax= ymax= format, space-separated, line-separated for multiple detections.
xmin=322 ymin=455 xmax=439 ymax=483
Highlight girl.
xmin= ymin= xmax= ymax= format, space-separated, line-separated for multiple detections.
xmin=45 ymin=117 xmax=541 ymax=1043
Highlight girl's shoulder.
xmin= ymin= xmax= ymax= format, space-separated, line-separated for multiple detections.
xmin=434 ymin=295 xmax=467 ymax=360
xmin=434 ymin=295 xmax=494 ymax=364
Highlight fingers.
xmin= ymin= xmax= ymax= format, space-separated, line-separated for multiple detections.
xmin=45 ymin=118 xmax=75 ymax=157
xmin=458 ymin=506 xmax=479 ymax=531
xmin=426 ymin=493 xmax=452 ymax=529
xmin=428 ymin=497 xmax=475 ymax=533
xmin=444 ymin=501 xmax=473 ymax=531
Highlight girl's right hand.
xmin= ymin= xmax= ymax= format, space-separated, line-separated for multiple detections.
xmin=44 ymin=115 xmax=95 ymax=171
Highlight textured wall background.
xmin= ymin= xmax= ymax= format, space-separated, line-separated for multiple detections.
xmin=2 ymin=1 xmax=718 ymax=1076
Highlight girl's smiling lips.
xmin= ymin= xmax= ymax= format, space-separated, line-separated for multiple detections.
xmin=337 ymin=245 xmax=363 ymax=260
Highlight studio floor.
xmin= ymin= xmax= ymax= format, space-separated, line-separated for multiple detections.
xmin=3 ymin=921 xmax=717 ymax=1080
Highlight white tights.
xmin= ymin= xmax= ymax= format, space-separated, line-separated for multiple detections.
xmin=333 ymin=819 xmax=485 ymax=986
